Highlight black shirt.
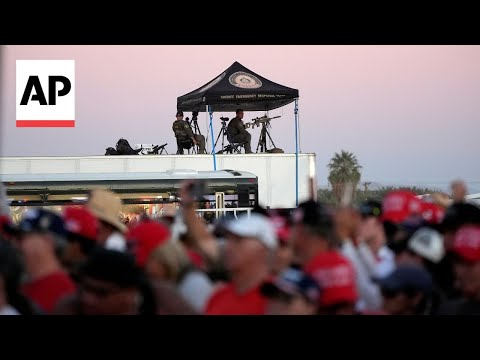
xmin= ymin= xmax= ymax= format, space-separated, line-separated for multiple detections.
xmin=437 ymin=298 xmax=480 ymax=315
xmin=227 ymin=117 xmax=247 ymax=137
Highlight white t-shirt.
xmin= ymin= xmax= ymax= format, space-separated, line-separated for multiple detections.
xmin=177 ymin=270 xmax=214 ymax=312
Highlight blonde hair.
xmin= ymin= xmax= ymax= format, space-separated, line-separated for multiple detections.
xmin=150 ymin=240 xmax=191 ymax=282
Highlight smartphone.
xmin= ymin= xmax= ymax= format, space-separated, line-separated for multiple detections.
xmin=188 ymin=180 xmax=206 ymax=201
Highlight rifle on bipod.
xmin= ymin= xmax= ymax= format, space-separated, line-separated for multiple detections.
xmin=149 ymin=143 xmax=168 ymax=155
xmin=245 ymin=115 xmax=281 ymax=129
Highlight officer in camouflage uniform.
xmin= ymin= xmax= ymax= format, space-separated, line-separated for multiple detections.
xmin=172 ymin=111 xmax=206 ymax=154
xmin=226 ymin=109 xmax=253 ymax=153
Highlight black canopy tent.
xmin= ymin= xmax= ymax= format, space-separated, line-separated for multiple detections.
xmin=176 ymin=61 xmax=301 ymax=206
xmin=177 ymin=61 xmax=299 ymax=112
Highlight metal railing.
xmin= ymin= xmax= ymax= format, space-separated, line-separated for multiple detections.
xmin=195 ymin=207 xmax=253 ymax=219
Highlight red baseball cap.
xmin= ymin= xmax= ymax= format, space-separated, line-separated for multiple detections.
xmin=0 ymin=215 xmax=12 ymax=231
xmin=304 ymin=251 xmax=358 ymax=307
xmin=452 ymin=225 xmax=480 ymax=263
xmin=381 ymin=190 xmax=423 ymax=224
xmin=63 ymin=206 xmax=99 ymax=241
xmin=126 ymin=219 xmax=170 ymax=267
xmin=421 ymin=202 xmax=445 ymax=224
xmin=0 ymin=215 xmax=19 ymax=238
xmin=0 ymin=215 xmax=12 ymax=227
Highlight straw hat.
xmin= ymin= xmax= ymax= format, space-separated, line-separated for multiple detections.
xmin=86 ymin=189 xmax=127 ymax=233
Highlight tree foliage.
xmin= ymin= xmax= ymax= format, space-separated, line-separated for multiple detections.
xmin=327 ymin=150 xmax=362 ymax=204
xmin=318 ymin=186 xmax=444 ymax=207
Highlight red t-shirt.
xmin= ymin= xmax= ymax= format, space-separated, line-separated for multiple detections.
xmin=22 ymin=271 xmax=76 ymax=314
xmin=205 ymin=282 xmax=267 ymax=315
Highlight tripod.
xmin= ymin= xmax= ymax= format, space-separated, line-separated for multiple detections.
xmin=189 ymin=117 xmax=202 ymax=136
xmin=186 ymin=116 xmax=203 ymax=154
xmin=256 ymin=121 xmax=277 ymax=153
xmin=214 ymin=118 xmax=229 ymax=152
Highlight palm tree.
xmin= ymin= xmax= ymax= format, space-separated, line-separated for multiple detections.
xmin=327 ymin=150 xmax=362 ymax=204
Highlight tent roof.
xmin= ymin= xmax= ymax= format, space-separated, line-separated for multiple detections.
xmin=177 ymin=61 xmax=299 ymax=112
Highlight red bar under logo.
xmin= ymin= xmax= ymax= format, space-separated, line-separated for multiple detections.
xmin=16 ymin=120 xmax=75 ymax=128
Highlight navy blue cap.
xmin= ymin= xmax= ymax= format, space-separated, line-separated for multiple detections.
xmin=358 ymin=200 xmax=382 ymax=218
xmin=292 ymin=200 xmax=333 ymax=230
xmin=16 ymin=209 xmax=66 ymax=237
xmin=375 ymin=265 xmax=433 ymax=295
xmin=260 ymin=267 xmax=321 ymax=304
xmin=78 ymin=248 xmax=142 ymax=288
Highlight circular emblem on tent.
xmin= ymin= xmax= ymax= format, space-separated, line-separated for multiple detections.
xmin=229 ymin=72 xmax=263 ymax=89
xmin=195 ymin=72 xmax=226 ymax=94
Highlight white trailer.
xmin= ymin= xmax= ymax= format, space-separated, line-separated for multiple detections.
xmin=0 ymin=153 xmax=316 ymax=209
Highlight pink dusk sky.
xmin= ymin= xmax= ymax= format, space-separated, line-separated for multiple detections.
xmin=1 ymin=45 xmax=479 ymax=191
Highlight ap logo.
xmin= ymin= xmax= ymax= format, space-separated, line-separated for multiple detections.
xmin=16 ymin=60 xmax=75 ymax=127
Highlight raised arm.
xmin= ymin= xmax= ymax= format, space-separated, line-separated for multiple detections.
xmin=179 ymin=180 xmax=220 ymax=263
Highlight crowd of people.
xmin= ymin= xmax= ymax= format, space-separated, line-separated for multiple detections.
xmin=1 ymin=179 xmax=480 ymax=315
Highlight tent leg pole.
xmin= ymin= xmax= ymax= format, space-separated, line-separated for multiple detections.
xmin=295 ymin=98 xmax=299 ymax=207
xmin=208 ymin=105 xmax=217 ymax=171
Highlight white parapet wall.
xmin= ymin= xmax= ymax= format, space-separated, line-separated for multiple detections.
xmin=0 ymin=153 xmax=317 ymax=209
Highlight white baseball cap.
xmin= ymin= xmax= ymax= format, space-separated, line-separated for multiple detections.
xmin=224 ymin=213 xmax=278 ymax=250
xmin=408 ymin=227 xmax=445 ymax=263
